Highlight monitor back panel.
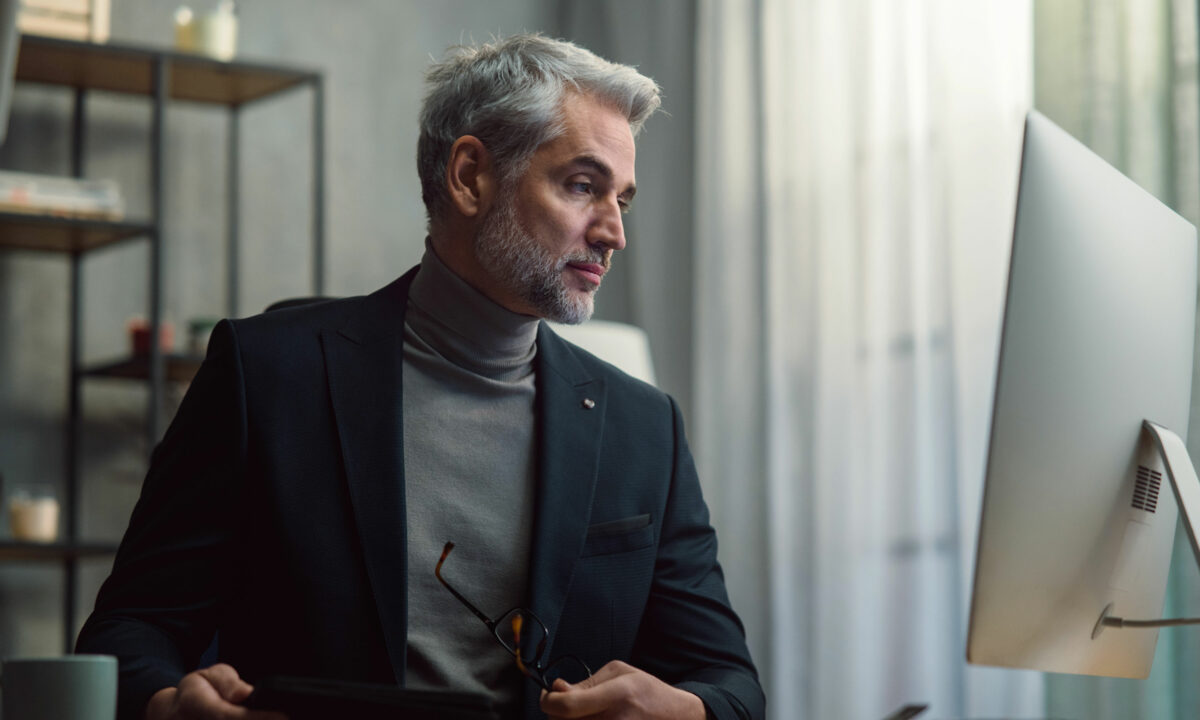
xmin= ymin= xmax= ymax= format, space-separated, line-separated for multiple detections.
xmin=967 ymin=111 xmax=1197 ymax=678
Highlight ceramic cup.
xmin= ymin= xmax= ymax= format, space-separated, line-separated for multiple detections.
xmin=0 ymin=655 xmax=117 ymax=720
xmin=7 ymin=484 xmax=58 ymax=543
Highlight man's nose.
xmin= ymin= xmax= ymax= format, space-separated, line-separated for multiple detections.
xmin=589 ymin=196 xmax=627 ymax=252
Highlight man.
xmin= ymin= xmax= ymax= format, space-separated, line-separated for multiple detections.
xmin=77 ymin=33 xmax=764 ymax=720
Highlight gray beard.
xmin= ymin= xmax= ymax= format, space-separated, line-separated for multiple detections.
xmin=473 ymin=194 xmax=603 ymax=325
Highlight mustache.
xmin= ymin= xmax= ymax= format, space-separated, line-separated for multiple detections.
xmin=560 ymin=248 xmax=612 ymax=270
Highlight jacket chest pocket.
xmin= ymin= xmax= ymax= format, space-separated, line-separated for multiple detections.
xmin=581 ymin=514 xmax=654 ymax=557
xmin=562 ymin=514 xmax=657 ymax=664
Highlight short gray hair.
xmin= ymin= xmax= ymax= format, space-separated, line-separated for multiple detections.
xmin=418 ymin=33 xmax=661 ymax=225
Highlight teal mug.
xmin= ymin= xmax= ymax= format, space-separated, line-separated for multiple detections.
xmin=1 ymin=655 xmax=117 ymax=720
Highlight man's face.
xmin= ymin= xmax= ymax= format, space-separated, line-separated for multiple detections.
xmin=473 ymin=92 xmax=636 ymax=324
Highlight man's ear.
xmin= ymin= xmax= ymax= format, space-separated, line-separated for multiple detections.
xmin=445 ymin=135 xmax=496 ymax=219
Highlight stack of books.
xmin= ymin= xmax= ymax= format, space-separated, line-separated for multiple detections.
xmin=0 ymin=170 xmax=123 ymax=220
xmin=17 ymin=0 xmax=110 ymax=43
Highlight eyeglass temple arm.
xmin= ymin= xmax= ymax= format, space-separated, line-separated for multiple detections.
xmin=435 ymin=541 xmax=496 ymax=629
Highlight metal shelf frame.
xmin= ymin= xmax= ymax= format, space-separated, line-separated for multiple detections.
xmin=2 ymin=34 xmax=326 ymax=652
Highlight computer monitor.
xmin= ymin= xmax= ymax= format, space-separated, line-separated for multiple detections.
xmin=966 ymin=110 xmax=1199 ymax=678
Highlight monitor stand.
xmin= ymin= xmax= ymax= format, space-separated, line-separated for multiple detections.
xmin=1093 ymin=420 xmax=1200 ymax=637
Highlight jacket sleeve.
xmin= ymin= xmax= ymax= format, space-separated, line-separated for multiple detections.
xmin=75 ymin=320 xmax=250 ymax=720
xmin=632 ymin=396 xmax=766 ymax=720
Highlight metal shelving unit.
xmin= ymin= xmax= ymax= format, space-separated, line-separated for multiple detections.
xmin=1 ymin=33 xmax=325 ymax=652
xmin=0 ymin=212 xmax=153 ymax=252
xmin=0 ymin=541 xmax=120 ymax=562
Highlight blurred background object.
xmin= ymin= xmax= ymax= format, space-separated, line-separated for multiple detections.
xmin=548 ymin=320 xmax=656 ymax=387
xmin=17 ymin=0 xmax=109 ymax=42
xmin=0 ymin=0 xmax=16 ymax=145
xmin=174 ymin=1 xmax=236 ymax=60
xmin=127 ymin=318 xmax=173 ymax=356
xmin=0 ymin=170 xmax=122 ymax=219
xmin=8 ymin=481 xmax=59 ymax=542
xmin=185 ymin=316 xmax=217 ymax=356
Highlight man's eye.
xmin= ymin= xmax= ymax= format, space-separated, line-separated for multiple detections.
xmin=618 ymin=200 xmax=631 ymax=214
xmin=569 ymin=181 xmax=593 ymax=194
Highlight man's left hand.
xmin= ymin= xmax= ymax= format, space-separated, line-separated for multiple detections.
xmin=538 ymin=660 xmax=706 ymax=719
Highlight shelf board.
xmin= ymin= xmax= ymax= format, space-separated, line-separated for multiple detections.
xmin=84 ymin=353 xmax=204 ymax=383
xmin=0 ymin=212 xmax=152 ymax=252
xmin=16 ymin=34 xmax=319 ymax=106
xmin=0 ymin=541 xmax=119 ymax=561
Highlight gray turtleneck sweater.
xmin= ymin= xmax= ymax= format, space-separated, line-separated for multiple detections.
xmin=402 ymin=241 xmax=538 ymax=713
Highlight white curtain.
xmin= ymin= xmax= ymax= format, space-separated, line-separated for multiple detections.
xmin=693 ymin=2 xmax=1039 ymax=717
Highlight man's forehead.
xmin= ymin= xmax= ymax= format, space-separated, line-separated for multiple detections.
xmin=544 ymin=94 xmax=637 ymax=181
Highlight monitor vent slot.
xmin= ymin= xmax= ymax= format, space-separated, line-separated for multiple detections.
xmin=1132 ymin=465 xmax=1162 ymax=513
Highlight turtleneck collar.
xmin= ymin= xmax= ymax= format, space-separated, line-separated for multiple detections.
xmin=405 ymin=238 xmax=539 ymax=378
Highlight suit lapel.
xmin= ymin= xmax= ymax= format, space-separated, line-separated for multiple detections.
xmin=528 ymin=324 xmax=607 ymax=647
xmin=322 ymin=270 xmax=415 ymax=684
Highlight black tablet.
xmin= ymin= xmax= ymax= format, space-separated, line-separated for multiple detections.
xmin=245 ymin=675 xmax=501 ymax=720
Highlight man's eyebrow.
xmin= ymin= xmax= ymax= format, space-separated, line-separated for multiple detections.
xmin=570 ymin=155 xmax=637 ymax=199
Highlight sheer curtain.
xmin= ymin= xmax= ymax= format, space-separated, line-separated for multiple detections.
xmin=693 ymin=1 xmax=1039 ymax=717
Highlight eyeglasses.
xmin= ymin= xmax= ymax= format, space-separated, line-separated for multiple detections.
xmin=435 ymin=541 xmax=592 ymax=692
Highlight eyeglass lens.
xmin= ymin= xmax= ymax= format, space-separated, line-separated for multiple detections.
xmin=496 ymin=608 xmax=546 ymax=663
xmin=541 ymin=655 xmax=592 ymax=686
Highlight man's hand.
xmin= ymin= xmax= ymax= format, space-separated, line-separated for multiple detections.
xmin=143 ymin=663 xmax=288 ymax=720
xmin=539 ymin=660 xmax=706 ymax=719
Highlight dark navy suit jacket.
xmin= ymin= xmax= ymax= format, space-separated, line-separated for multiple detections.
xmin=76 ymin=268 xmax=764 ymax=720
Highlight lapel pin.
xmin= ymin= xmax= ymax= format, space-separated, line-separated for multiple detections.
xmin=581 ymin=398 xmax=596 ymax=410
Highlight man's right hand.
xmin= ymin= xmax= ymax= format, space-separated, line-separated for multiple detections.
xmin=144 ymin=664 xmax=288 ymax=720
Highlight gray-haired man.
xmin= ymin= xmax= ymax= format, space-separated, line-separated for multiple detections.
xmin=78 ymin=34 xmax=764 ymax=720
